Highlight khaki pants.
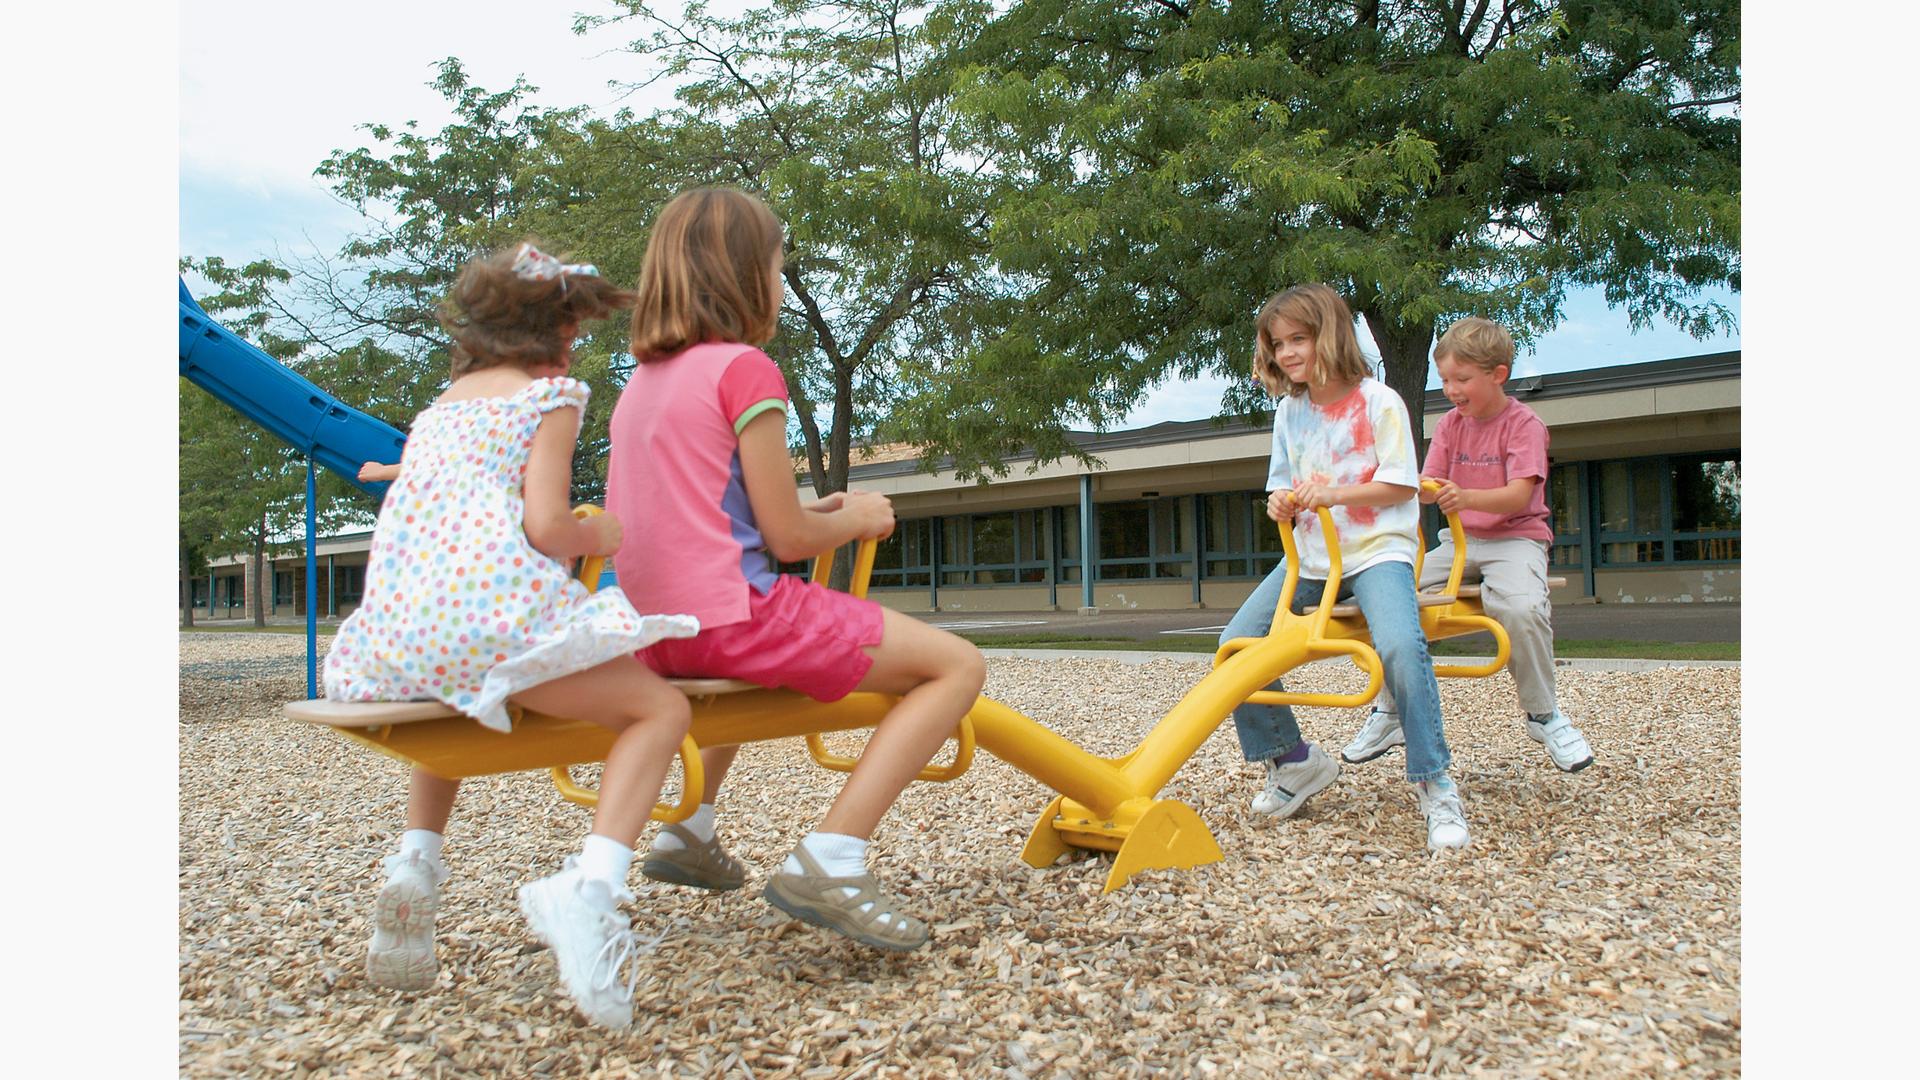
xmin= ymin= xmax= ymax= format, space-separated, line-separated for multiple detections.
xmin=1384 ymin=535 xmax=1559 ymax=718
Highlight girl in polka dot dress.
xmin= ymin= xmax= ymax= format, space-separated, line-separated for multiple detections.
xmin=324 ymin=242 xmax=700 ymax=1031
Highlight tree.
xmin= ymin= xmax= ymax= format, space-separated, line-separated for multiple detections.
xmin=570 ymin=0 xmax=1015 ymax=492
xmin=305 ymin=57 xmax=643 ymax=501
xmin=942 ymin=0 xmax=1739 ymax=465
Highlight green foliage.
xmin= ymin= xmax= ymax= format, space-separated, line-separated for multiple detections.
xmin=568 ymin=0 xmax=1015 ymax=491
xmin=945 ymin=0 xmax=1740 ymax=459
xmin=182 ymin=0 xmax=1739 ymax=529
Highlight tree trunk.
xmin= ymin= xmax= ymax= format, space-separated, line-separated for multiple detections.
xmin=179 ymin=544 xmax=195 ymax=629
xmin=1361 ymin=312 xmax=1438 ymax=470
xmin=251 ymin=518 xmax=268 ymax=629
xmin=826 ymin=366 xmax=857 ymax=593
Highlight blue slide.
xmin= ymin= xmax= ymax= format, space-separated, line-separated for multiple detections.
xmin=178 ymin=278 xmax=406 ymax=500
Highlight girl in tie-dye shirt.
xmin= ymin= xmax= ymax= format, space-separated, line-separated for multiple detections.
xmin=1216 ymin=283 xmax=1471 ymax=852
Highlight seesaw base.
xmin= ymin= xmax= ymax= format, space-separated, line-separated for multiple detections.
xmin=1023 ymin=794 xmax=1224 ymax=894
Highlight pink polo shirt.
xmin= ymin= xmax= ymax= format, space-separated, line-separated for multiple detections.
xmin=1420 ymin=398 xmax=1554 ymax=542
xmin=606 ymin=342 xmax=790 ymax=630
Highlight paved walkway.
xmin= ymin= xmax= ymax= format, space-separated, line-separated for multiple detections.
xmin=190 ymin=601 xmax=1737 ymax=646
xmin=917 ymin=601 xmax=1739 ymax=644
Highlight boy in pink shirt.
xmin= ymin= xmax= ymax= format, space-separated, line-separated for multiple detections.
xmin=1341 ymin=317 xmax=1595 ymax=773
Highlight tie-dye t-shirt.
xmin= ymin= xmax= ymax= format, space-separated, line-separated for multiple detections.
xmin=1265 ymin=377 xmax=1422 ymax=579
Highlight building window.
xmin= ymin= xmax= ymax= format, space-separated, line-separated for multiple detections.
xmin=1546 ymin=464 xmax=1586 ymax=571
xmin=869 ymin=519 xmax=933 ymax=589
xmin=928 ymin=510 xmax=1050 ymax=588
xmin=1199 ymin=491 xmax=1287 ymax=579
xmin=1096 ymin=497 xmax=1192 ymax=581
xmin=1058 ymin=509 xmax=1082 ymax=584
xmin=1597 ymin=453 xmax=1739 ymax=566
xmin=338 ymin=565 xmax=366 ymax=604
xmin=275 ymin=571 xmax=295 ymax=605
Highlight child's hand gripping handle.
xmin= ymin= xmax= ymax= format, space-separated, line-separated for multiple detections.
xmin=809 ymin=536 xmax=882 ymax=599
xmin=1415 ymin=479 xmax=1470 ymax=600
xmin=568 ymin=505 xmax=628 ymax=595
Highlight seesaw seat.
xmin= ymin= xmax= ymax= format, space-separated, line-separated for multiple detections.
xmin=282 ymin=492 xmax=1553 ymax=893
xmin=285 ymin=678 xmax=760 ymax=730
xmin=1436 ymin=572 xmax=1566 ymax=595
xmin=1325 ymin=592 xmax=1457 ymax=618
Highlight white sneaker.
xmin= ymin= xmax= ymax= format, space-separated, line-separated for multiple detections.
xmin=1250 ymin=743 xmax=1340 ymax=819
xmin=367 ymin=851 xmax=447 ymax=991
xmin=1341 ymin=706 xmax=1406 ymax=764
xmin=1413 ymin=776 xmax=1470 ymax=851
xmin=1526 ymin=710 xmax=1595 ymax=772
xmin=517 ymin=859 xmax=642 ymax=1030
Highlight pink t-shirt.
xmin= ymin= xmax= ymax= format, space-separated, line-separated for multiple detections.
xmin=607 ymin=342 xmax=790 ymax=630
xmin=1420 ymin=398 xmax=1554 ymax=542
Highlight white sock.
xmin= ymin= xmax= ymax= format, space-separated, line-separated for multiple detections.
xmin=782 ymin=833 xmax=898 ymax=928
xmin=579 ymin=833 xmax=635 ymax=890
xmin=783 ymin=832 xmax=868 ymax=877
xmin=651 ymin=804 xmax=717 ymax=851
xmin=398 ymin=829 xmax=444 ymax=865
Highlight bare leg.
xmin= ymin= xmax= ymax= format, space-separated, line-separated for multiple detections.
xmin=511 ymin=656 xmax=693 ymax=847
xmin=694 ymin=745 xmax=740 ymax=804
xmin=405 ymin=770 xmax=460 ymax=833
xmin=816 ymin=609 xmax=986 ymax=838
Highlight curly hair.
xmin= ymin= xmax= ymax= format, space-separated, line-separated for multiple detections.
xmin=440 ymin=241 xmax=637 ymax=377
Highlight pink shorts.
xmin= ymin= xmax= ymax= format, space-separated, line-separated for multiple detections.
xmin=638 ymin=575 xmax=886 ymax=702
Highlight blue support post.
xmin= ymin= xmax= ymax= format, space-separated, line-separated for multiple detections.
xmin=1078 ymin=475 xmax=1097 ymax=613
xmin=306 ymin=457 xmax=318 ymax=700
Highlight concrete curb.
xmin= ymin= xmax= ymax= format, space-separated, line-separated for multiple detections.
xmin=978 ymin=648 xmax=1738 ymax=672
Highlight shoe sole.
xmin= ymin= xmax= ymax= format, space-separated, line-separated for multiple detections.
xmin=1252 ymin=759 xmax=1341 ymax=820
xmin=641 ymin=856 xmax=746 ymax=892
xmin=1340 ymin=740 xmax=1404 ymax=765
xmin=368 ymin=876 xmax=437 ymax=991
xmin=515 ymin=882 xmax=633 ymax=1030
xmin=762 ymin=881 xmax=928 ymax=953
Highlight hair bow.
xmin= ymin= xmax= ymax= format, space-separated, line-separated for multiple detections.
xmin=511 ymin=243 xmax=600 ymax=283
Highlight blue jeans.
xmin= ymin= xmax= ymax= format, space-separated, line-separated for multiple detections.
xmin=1219 ymin=559 xmax=1453 ymax=782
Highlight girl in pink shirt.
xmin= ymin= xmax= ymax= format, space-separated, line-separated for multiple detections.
xmin=606 ymin=187 xmax=986 ymax=952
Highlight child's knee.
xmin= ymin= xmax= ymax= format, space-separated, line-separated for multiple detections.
xmin=1373 ymin=630 xmax=1431 ymax=671
xmin=949 ymin=642 xmax=987 ymax=693
xmin=1485 ymin=591 xmax=1549 ymax=628
xmin=638 ymin=683 xmax=693 ymax=737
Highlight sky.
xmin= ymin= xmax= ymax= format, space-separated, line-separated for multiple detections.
xmin=179 ymin=0 xmax=1739 ymax=431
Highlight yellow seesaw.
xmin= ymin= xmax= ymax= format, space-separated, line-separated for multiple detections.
xmin=286 ymin=480 xmax=1553 ymax=892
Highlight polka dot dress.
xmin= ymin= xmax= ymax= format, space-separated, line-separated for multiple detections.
xmin=323 ymin=377 xmax=699 ymax=732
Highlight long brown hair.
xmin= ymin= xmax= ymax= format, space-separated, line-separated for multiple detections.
xmin=440 ymin=241 xmax=636 ymax=377
xmin=630 ymin=187 xmax=785 ymax=363
xmin=1252 ymin=283 xmax=1373 ymax=397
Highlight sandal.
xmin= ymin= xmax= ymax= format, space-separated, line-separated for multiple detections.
xmin=762 ymin=844 xmax=929 ymax=952
xmin=641 ymin=825 xmax=748 ymax=892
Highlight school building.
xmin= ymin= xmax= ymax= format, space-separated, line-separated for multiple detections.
xmin=187 ymin=351 xmax=1740 ymax=620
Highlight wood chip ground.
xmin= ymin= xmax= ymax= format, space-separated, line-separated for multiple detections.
xmin=180 ymin=633 xmax=1740 ymax=1077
